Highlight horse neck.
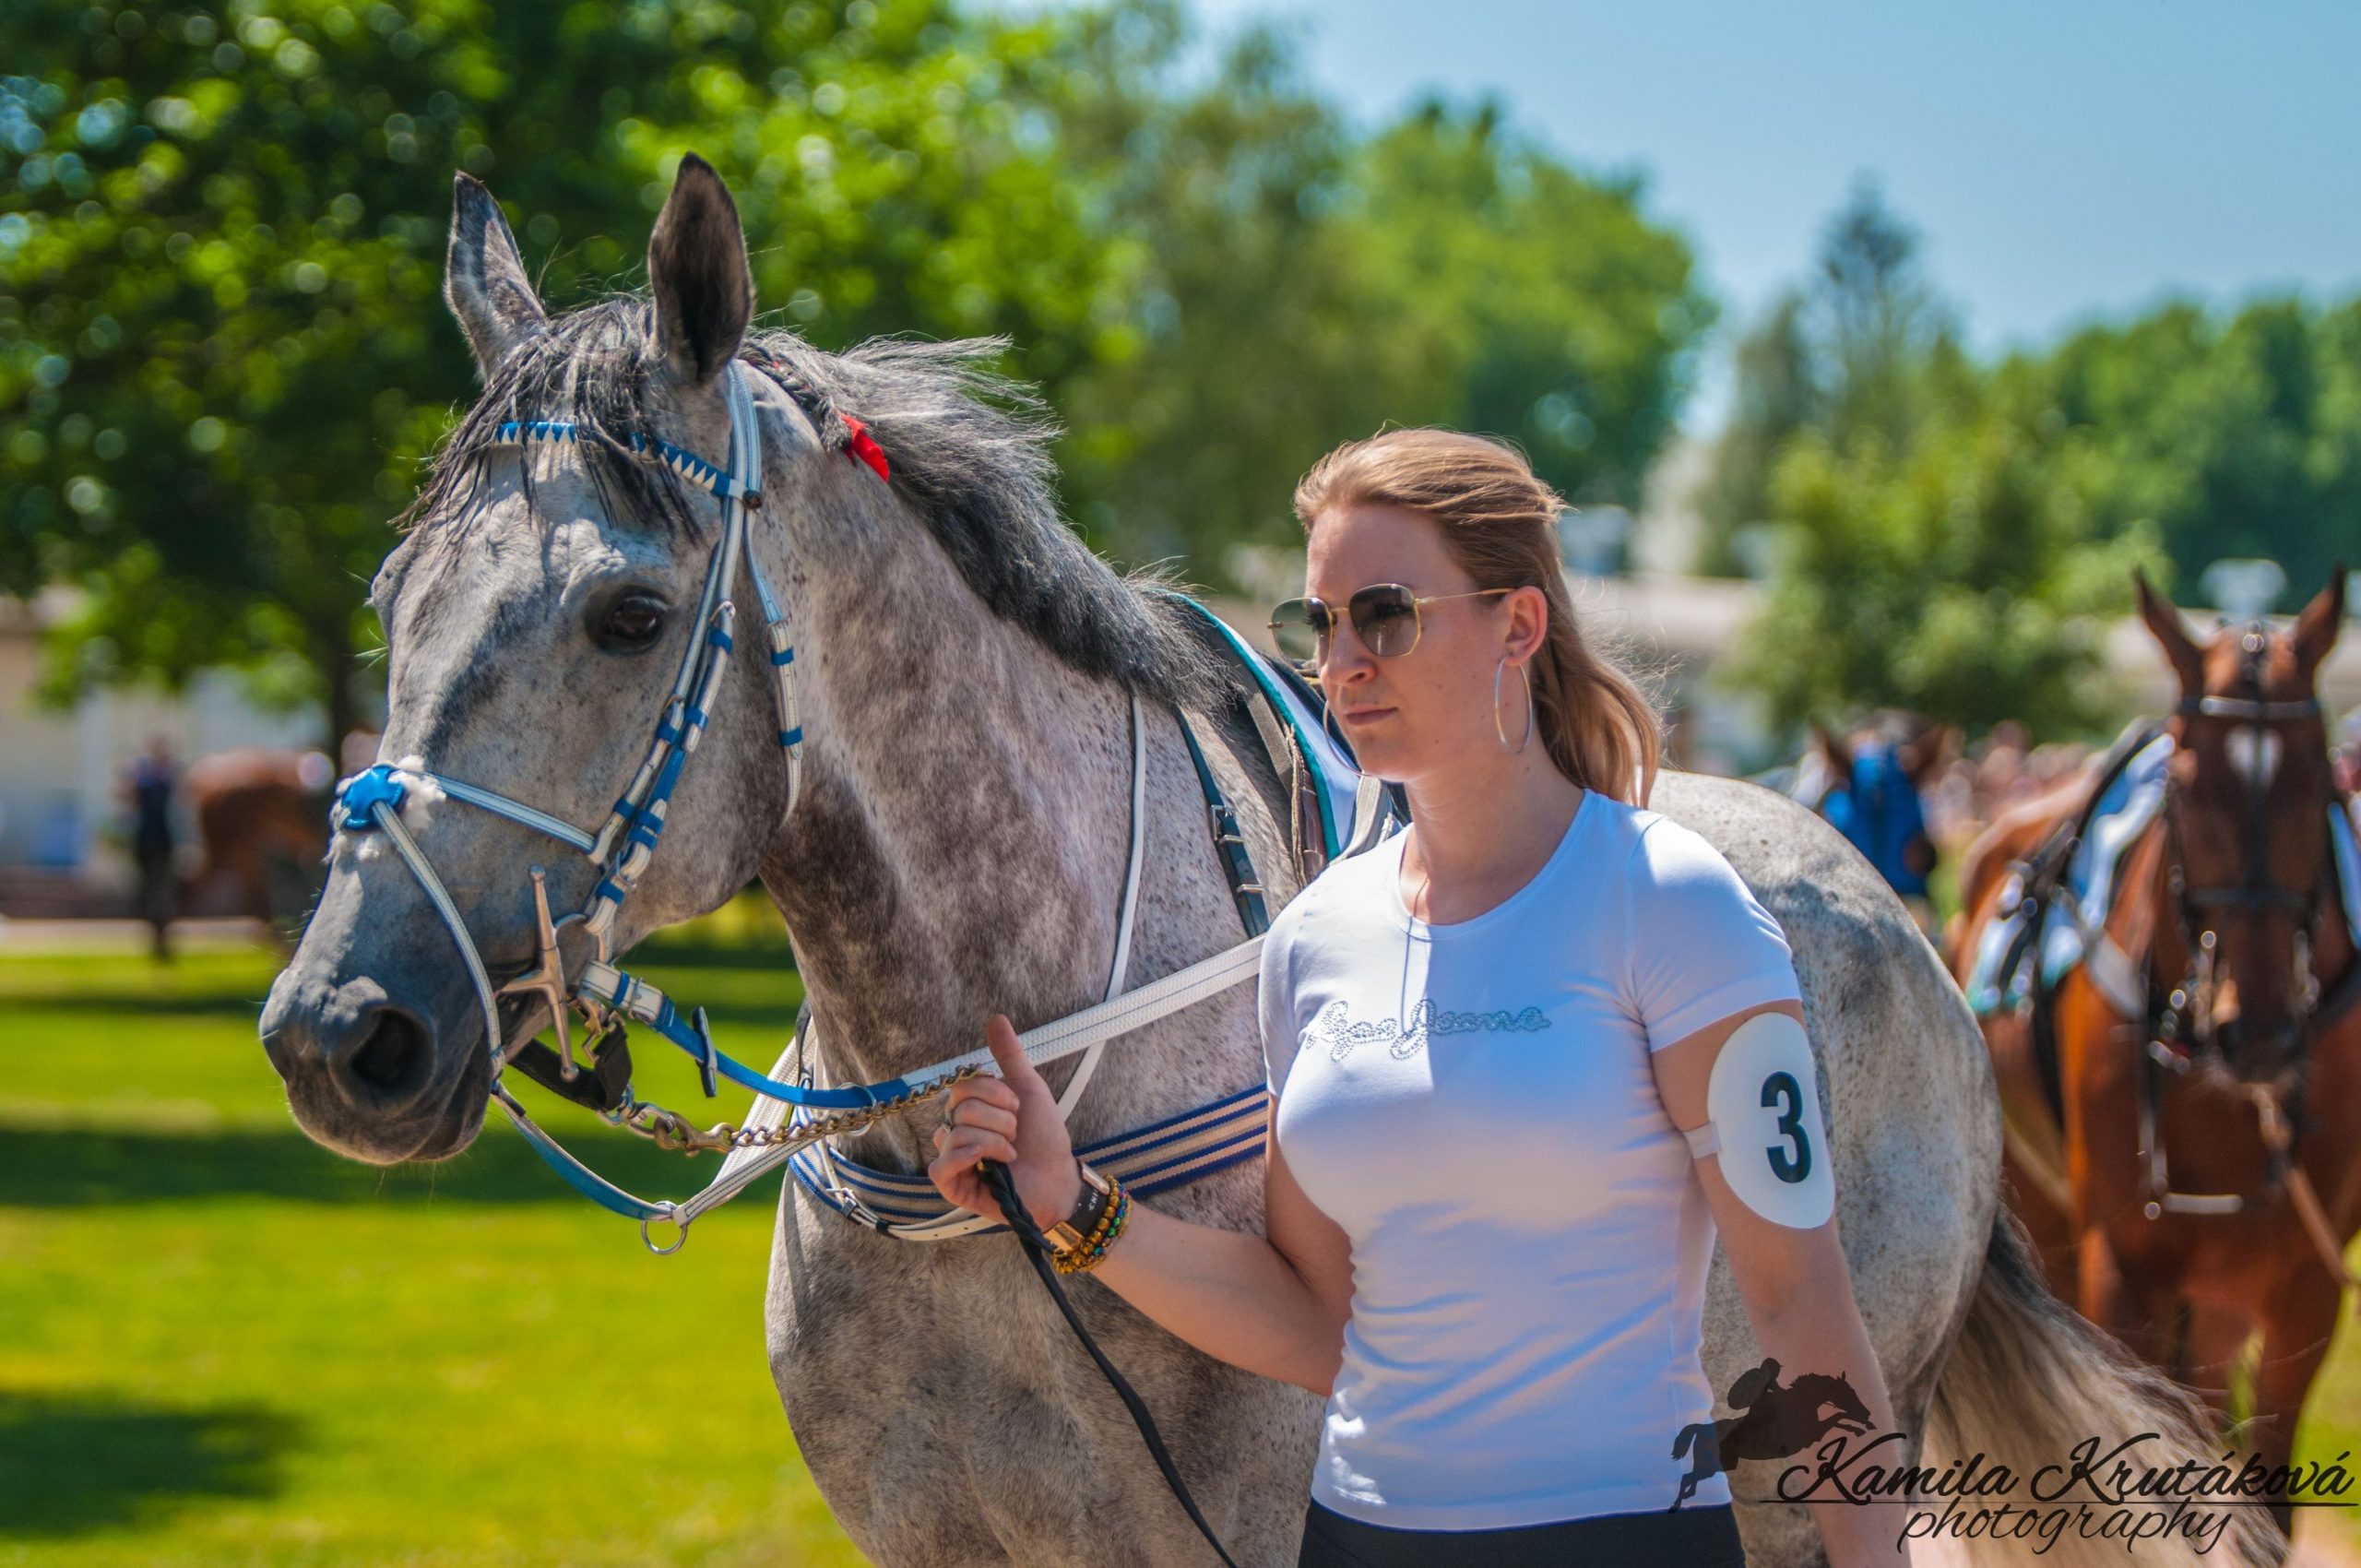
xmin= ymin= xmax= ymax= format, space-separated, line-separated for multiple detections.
xmin=754 ymin=505 xmax=1138 ymax=1131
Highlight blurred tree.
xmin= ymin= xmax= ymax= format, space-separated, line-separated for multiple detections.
xmin=1697 ymin=176 xmax=1961 ymax=576
xmin=1045 ymin=6 xmax=1403 ymax=566
xmin=1693 ymin=291 xmax=1813 ymax=576
xmin=0 ymin=0 xmax=1135 ymax=751
xmin=0 ymin=0 xmax=1715 ymax=743
xmin=2035 ymin=296 xmax=2361 ymax=610
xmin=1056 ymin=67 xmax=1712 ymax=568
xmin=1717 ymin=380 xmax=2162 ymax=736
xmin=1345 ymin=99 xmax=1713 ymax=516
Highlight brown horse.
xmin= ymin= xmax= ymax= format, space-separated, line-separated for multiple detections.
xmin=184 ymin=746 xmax=332 ymax=942
xmin=1951 ymin=566 xmax=2361 ymax=1532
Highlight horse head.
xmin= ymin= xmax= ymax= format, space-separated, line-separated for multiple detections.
xmin=1804 ymin=715 xmax=1952 ymax=900
xmin=262 ymin=156 xmax=1224 ymax=1171
xmin=2136 ymin=564 xmax=2349 ymax=1082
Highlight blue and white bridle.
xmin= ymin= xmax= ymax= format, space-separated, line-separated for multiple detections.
xmin=328 ymin=359 xmax=1295 ymax=1251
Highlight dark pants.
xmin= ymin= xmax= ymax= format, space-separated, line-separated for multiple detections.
xmin=1297 ymin=1496 xmax=1748 ymax=1567
xmin=136 ymin=839 xmax=175 ymax=958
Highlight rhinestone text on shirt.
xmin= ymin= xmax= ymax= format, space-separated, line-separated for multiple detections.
xmin=1305 ymin=997 xmax=1552 ymax=1061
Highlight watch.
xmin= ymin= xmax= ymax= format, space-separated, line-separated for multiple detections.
xmin=1041 ymin=1159 xmax=1115 ymax=1257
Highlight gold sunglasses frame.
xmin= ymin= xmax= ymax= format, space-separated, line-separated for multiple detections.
xmin=1266 ymin=585 xmax=1515 ymax=667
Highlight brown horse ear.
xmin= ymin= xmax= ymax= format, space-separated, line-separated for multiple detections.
xmin=1811 ymin=721 xmax=1853 ymax=780
xmin=2134 ymin=565 xmax=2205 ymax=698
xmin=1903 ymin=723 xmax=1959 ymax=785
xmin=2292 ymin=563 xmax=2347 ymax=678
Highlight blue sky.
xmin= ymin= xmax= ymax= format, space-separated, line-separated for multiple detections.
xmin=1168 ymin=0 xmax=2361 ymax=431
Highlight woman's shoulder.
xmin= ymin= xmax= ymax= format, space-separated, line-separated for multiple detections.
xmin=1605 ymin=798 xmax=1779 ymax=936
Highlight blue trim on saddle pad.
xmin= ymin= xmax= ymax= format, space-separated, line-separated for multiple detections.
xmin=787 ymin=1083 xmax=1273 ymax=1232
xmin=1173 ymin=601 xmax=1362 ymax=863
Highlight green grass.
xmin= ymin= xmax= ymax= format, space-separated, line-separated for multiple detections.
xmin=0 ymin=916 xmax=870 ymax=1568
xmin=15 ymin=907 xmax=2361 ymax=1562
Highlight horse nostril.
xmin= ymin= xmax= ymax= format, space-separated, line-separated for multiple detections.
xmin=345 ymin=1009 xmax=433 ymax=1099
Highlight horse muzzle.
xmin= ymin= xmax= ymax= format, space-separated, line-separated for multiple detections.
xmin=262 ymin=960 xmax=494 ymax=1164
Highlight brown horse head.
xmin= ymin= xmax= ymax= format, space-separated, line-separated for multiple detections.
xmin=2136 ymin=564 xmax=2348 ymax=1081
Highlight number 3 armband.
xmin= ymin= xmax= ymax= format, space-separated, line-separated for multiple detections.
xmin=1678 ymin=1011 xmax=1834 ymax=1229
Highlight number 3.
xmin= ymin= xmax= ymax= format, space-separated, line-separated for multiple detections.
xmin=1761 ymin=1070 xmax=1811 ymax=1184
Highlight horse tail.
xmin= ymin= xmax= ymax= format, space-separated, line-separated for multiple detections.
xmin=1671 ymin=1422 xmax=1698 ymax=1461
xmin=1924 ymin=1206 xmax=2288 ymax=1568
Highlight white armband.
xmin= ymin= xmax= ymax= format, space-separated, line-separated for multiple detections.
xmin=1679 ymin=1011 xmax=1834 ymax=1229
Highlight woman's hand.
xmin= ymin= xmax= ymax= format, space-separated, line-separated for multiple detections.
xmin=926 ymin=1014 xmax=1083 ymax=1229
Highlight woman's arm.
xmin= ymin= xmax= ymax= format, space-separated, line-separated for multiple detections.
xmin=930 ymin=1015 xmax=1356 ymax=1396
xmin=1653 ymin=999 xmax=1912 ymax=1568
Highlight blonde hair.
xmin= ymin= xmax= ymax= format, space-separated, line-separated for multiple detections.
xmin=1292 ymin=427 xmax=1667 ymax=807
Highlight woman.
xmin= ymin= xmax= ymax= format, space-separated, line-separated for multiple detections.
xmin=929 ymin=429 xmax=1905 ymax=1567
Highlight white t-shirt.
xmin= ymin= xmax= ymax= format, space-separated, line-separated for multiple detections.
xmin=1261 ymin=785 xmax=1805 ymax=1530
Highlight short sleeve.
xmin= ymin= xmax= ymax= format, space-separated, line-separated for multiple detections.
xmin=1622 ymin=816 xmax=1803 ymax=1051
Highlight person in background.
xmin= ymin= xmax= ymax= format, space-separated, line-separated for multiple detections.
xmin=125 ymin=734 xmax=179 ymax=961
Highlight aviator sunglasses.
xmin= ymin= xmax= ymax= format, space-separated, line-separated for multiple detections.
xmin=1267 ymin=584 xmax=1515 ymax=667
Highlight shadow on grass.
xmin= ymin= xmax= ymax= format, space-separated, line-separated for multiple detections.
xmin=0 ymin=992 xmax=280 ymax=1019
xmin=0 ymin=1123 xmax=766 ymax=1206
xmin=0 ymin=1390 xmax=303 ymax=1538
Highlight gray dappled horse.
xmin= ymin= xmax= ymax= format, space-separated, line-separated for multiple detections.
xmin=259 ymin=159 xmax=2281 ymax=1568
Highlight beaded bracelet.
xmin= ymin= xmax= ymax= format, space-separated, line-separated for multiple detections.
xmin=1053 ymin=1175 xmax=1130 ymax=1276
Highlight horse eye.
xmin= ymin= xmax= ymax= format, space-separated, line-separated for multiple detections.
xmin=598 ymin=593 xmax=667 ymax=653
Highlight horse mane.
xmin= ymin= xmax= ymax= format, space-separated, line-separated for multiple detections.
xmin=399 ymin=300 xmax=1229 ymax=711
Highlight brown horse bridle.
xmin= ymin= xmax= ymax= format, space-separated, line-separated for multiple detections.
xmin=2137 ymin=623 xmax=2361 ymax=1286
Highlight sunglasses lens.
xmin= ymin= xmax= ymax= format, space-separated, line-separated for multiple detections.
xmin=1268 ymin=600 xmax=1324 ymax=663
xmin=1352 ymin=588 xmax=1420 ymax=659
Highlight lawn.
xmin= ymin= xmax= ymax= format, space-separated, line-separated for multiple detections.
xmin=14 ymin=919 xmax=2361 ymax=1564
xmin=0 ymin=915 xmax=870 ymax=1568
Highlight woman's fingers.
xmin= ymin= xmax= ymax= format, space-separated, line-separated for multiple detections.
xmin=943 ymin=1099 xmax=1018 ymax=1139
xmin=983 ymin=1015 xmax=1042 ymax=1093
xmin=934 ymin=1125 xmax=1018 ymax=1167
xmin=947 ymin=1074 xmax=1019 ymax=1110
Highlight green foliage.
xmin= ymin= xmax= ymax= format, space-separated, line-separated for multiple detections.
xmin=2034 ymin=296 xmax=2361 ymax=606
xmin=1 ymin=0 xmax=1710 ymax=743
xmin=1703 ymin=176 xmax=2361 ymax=741
xmin=1717 ymin=400 xmax=2161 ymax=735
xmin=1698 ymin=177 xmax=1961 ymax=573
xmin=0 ymin=0 xmax=1145 ymax=746
xmin=1344 ymin=101 xmax=1713 ymax=511
xmin=1060 ymin=83 xmax=1714 ymax=565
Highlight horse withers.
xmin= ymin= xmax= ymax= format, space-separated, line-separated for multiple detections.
xmin=260 ymin=157 xmax=2280 ymax=1567
xmin=1952 ymin=566 xmax=2361 ymax=1536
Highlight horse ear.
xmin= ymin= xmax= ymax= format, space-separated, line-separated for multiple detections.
xmin=647 ymin=152 xmax=753 ymax=387
xmin=2134 ymin=565 xmax=2205 ymax=696
xmin=1811 ymin=721 xmax=1853 ymax=779
xmin=2292 ymin=562 xmax=2347 ymax=677
xmin=445 ymin=172 xmax=546 ymax=379
xmin=1903 ymin=723 xmax=1958 ymax=785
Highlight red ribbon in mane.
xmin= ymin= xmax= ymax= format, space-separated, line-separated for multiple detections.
xmin=840 ymin=416 xmax=889 ymax=484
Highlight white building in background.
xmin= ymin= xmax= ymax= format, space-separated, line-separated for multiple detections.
xmin=0 ymin=589 xmax=323 ymax=890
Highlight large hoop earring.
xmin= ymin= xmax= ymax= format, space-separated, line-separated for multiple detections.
xmin=1495 ymin=657 xmax=1534 ymax=754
